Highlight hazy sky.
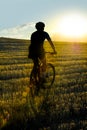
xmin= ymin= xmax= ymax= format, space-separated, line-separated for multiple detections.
xmin=0 ymin=0 xmax=87 ymax=41
xmin=0 ymin=0 xmax=87 ymax=28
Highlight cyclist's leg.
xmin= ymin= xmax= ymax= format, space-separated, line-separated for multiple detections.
xmin=39 ymin=55 xmax=47 ymax=80
xmin=33 ymin=58 xmax=39 ymax=79
xmin=30 ymin=57 xmax=39 ymax=85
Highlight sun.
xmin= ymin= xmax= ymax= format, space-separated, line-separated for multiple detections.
xmin=54 ymin=14 xmax=87 ymax=39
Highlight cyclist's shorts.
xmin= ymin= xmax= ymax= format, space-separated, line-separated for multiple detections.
xmin=28 ymin=50 xmax=45 ymax=59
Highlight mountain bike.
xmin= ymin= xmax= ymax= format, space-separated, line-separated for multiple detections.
xmin=29 ymin=52 xmax=56 ymax=113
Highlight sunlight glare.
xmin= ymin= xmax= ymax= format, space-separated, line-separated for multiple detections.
xmin=55 ymin=14 xmax=87 ymax=38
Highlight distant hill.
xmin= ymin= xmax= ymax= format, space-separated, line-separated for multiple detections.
xmin=0 ymin=37 xmax=29 ymax=43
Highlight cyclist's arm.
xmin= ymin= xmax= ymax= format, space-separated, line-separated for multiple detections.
xmin=47 ymin=37 xmax=57 ymax=53
xmin=45 ymin=32 xmax=57 ymax=53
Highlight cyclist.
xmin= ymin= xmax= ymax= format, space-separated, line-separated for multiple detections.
xmin=28 ymin=22 xmax=56 ymax=85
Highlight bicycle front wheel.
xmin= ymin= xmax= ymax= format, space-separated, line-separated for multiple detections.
xmin=43 ymin=63 xmax=55 ymax=88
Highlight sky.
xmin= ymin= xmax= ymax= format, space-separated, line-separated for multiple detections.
xmin=0 ymin=0 xmax=87 ymax=41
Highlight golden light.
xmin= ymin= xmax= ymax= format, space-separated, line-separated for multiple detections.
xmin=53 ymin=14 xmax=87 ymax=39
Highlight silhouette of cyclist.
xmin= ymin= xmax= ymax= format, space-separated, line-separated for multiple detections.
xmin=28 ymin=22 xmax=56 ymax=85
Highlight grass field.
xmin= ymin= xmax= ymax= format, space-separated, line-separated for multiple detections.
xmin=0 ymin=38 xmax=87 ymax=130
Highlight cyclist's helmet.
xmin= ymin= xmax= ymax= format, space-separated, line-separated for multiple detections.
xmin=35 ymin=22 xmax=45 ymax=31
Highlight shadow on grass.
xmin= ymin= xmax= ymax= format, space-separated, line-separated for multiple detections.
xmin=1 ymin=104 xmax=87 ymax=130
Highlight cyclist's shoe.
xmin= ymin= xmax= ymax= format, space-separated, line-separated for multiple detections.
xmin=29 ymin=79 xmax=36 ymax=87
xmin=29 ymin=83 xmax=33 ymax=89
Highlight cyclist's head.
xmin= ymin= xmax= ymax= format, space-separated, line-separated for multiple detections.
xmin=35 ymin=22 xmax=45 ymax=31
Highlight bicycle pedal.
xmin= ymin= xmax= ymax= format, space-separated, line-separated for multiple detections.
xmin=46 ymin=72 xmax=51 ymax=77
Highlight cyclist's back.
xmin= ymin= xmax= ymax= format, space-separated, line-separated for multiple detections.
xmin=29 ymin=30 xmax=51 ymax=59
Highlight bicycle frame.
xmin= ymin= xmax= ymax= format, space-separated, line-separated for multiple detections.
xmin=30 ymin=52 xmax=56 ymax=86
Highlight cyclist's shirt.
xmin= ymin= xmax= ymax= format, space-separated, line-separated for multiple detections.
xmin=29 ymin=31 xmax=51 ymax=59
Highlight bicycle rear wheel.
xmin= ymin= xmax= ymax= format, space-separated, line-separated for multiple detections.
xmin=30 ymin=69 xmax=42 ymax=114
